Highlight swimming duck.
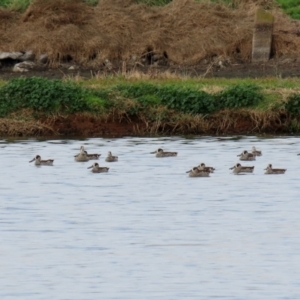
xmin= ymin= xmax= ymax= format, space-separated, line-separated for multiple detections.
xmin=251 ymin=146 xmax=262 ymax=156
xmin=74 ymin=146 xmax=89 ymax=162
xmin=105 ymin=151 xmax=118 ymax=162
xmin=198 ymin=163 xmax=215 ymax=173
xmin=87 ymin=162 xmax=109 ymax=173
xmin=230 ymin=163 xmax=254 ymax=174
xmin=264 ymin=164 xmax=286 ymax=174
xmin=29 ymin=155 xmax=54 ymax=166
xmin=186 ymin=166 xmax=210 ymax=177
xmin=79 ymin=146 xmax=100 ymax=160
xmin=150 ymin=148 xmax=177 ymax=157
xmin=85 ymin=152 xmax=101 ymax=160
xmin=237 ymin=150 xmax=256 ymax=161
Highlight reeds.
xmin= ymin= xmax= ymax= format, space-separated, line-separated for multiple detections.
xmin=0 ymin=117 xmax=57 ymax=136
xmin=1 ymin=104 xmax=298 ymax=137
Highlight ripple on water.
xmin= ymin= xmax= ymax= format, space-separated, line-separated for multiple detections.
xmin=0 ymin=136 xmax=300 ymax=299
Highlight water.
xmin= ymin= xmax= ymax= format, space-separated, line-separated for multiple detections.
xmin=1 ymin=136 xmax=300 ymax=299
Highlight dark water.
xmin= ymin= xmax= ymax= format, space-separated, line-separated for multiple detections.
xmin=1 ymin=136 xmax=300 ymax=299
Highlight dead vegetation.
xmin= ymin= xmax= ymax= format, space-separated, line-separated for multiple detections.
xmin=1 ymin=0 xmax=300 ymax=67
xmin=0 ymin=106 xmax=294 ymax=137
xmin=147 ymin=109 xmax=290 ymax=135
xmin=0 ymin=118 xmax=57 ymax=136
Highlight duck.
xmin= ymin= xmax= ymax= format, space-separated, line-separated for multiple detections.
xmin=85 ymin=152 xmax=101 ymax=160
xmin=264 ymin=164 xmax=286 ymax=174
xmin=198 ymin=163 xmax=215 ymax=173
xmin=237 ymin=150 xmax=256 ymax=161
xmin=150 ymin=148 xmax=177 ymax=157
xmin=105 ymin=151 xmax=118 ymax=162
xmin=251 ymin=146 xmax=262 ymax=156
xmin=87 ymin=162 xmax=109 ymax=173
xmin=230 ymin=163 xmax=254 ymax=174
xmin=29 ymin=155 xmax=54 ymax=166
xmin=79 ymin=145 xmax=100 ymax=160
xmin=186 ymin=166 xmax=210 ymax=177
xmin=74 ymin=146 xmax=89 ymax=162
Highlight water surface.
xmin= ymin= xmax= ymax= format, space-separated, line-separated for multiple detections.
xmin=1 ymin=136 xmax=300 ymax=299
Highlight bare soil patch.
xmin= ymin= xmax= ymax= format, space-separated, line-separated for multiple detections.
xmin=1 ymin=59 xmax=300 ymax=80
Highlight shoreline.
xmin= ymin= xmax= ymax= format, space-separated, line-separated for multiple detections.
xmin=0 ymin=75 xmax=299 ymax=138
xmin=0 ymin=111 xmax=294 ymax=138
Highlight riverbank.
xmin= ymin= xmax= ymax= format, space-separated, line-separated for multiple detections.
xmin=1 ymin=0 xmax=300 ymax=139
xmin=1 ymin=108 xmax=289 ymax=137
xmin=0 ymin=75 xmax=300 ymax=137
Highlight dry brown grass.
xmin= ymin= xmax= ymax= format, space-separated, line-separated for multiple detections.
xmin=132 ymin=108 xmax=290 ymax=135
xmin=269 ymin=87 xmax=300 ymax=103
xmin=0 ymin=118 xmax=56 ymax=136
xmin=272 ymin=10 xmax=300 ymax=58
xmin=206 ymin=108 xmax=289 ymax=134
xmin=125 ymin=69 xmax=183 ymax=80
xmin=248 ymin=109 xmax=288 ymax=132
xmin=0 ymin=0 xmax=299 ymax=67
xmin=101 ymin=104 xmax=291 ymax=135
xmin=0 ymin=106 xmax=294 ymax=137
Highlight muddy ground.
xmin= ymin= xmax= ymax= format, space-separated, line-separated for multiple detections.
xmin=1 ymin=59 xmax=300 ymax=80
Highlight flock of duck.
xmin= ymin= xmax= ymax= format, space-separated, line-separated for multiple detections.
xmin=151 ymin=146 xmax=287 ymax=177
xmin=29 ymin=145 xmax=287 ymax=176
xmin=183 ymin=146 xmax=287 ymax=177
xmin=29 ymin=146 xmax=118 ymax=173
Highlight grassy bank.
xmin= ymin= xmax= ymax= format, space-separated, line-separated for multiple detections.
xmin=1 ymin=76 xmax=300 ymax=137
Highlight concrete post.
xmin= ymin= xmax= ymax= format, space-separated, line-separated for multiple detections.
xmin=252 ymin=8 xmax=274 ymax=63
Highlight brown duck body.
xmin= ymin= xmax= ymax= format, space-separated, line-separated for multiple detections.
xmin=75 ymin=146 xmax=100 ymax=162
xmin=264 ymin=164 xmax=286 ymax=174
xmin=75 ymin=151 xmax=89 ymax=162
xmin=186 ymin=167 xmax=210 ymax=177
xmin=240 ymin=166 xmax=254 ymax=173
xmin=105 ymin=151 xmax=118 ymax=162
xmin=151 ymin=148 xmax=177 ymax=157
xmin=29 ymin=155 xmax=54 ymax=166
xmin=230 ymin=163 xmax=254 ymax=174
xmin=85 ymin=152 xmax=101 ymax=160
xmin=238 ymin=150 xmax=256 ymax=161
xmin=88 ymin=162 xmax=109 ymax=173
xmin=251 ymin=146 xmax=262 ymax=157
xmin=198 ymin=163 xmax=215 ymax=173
